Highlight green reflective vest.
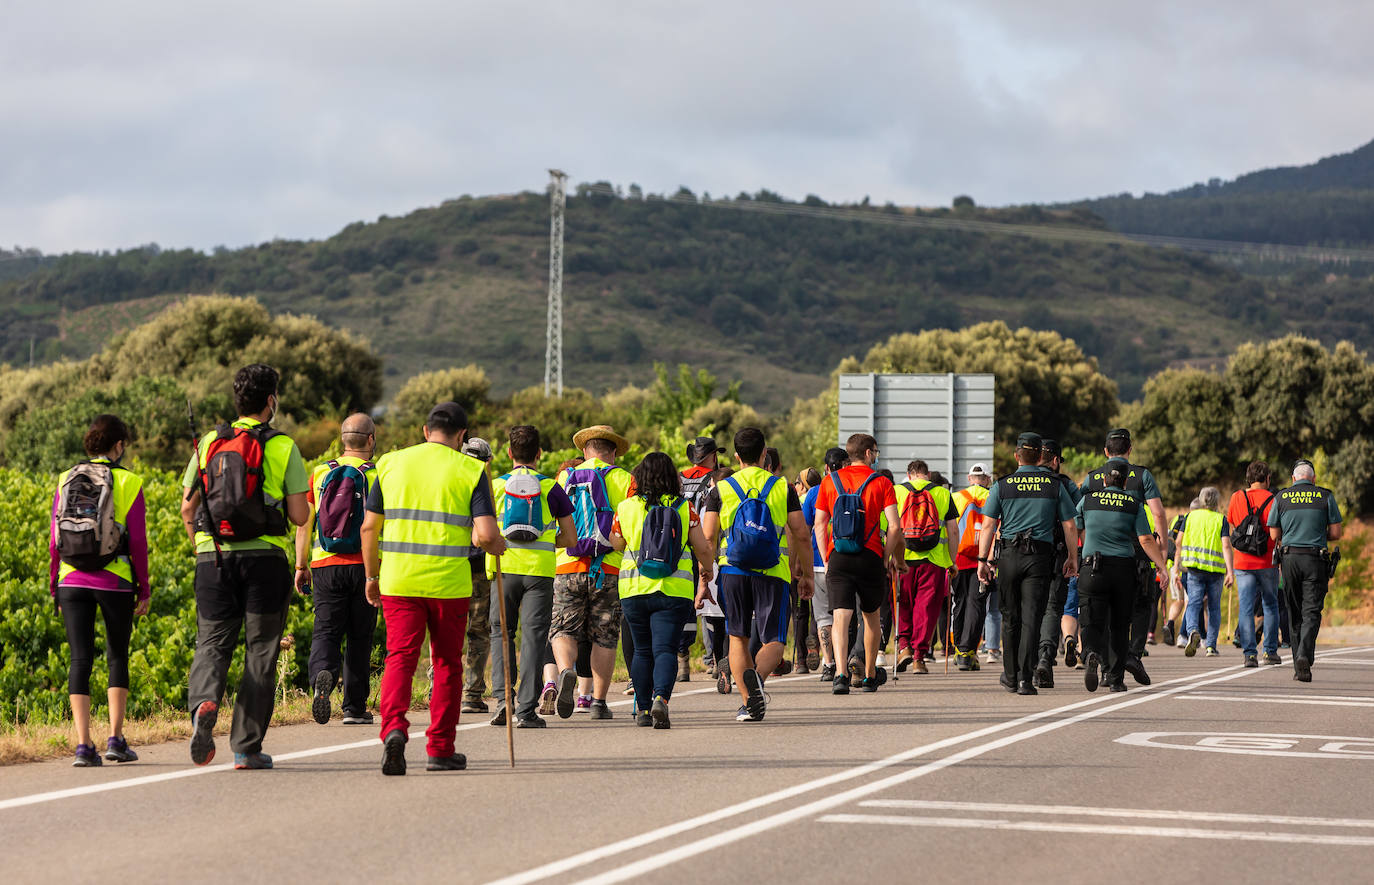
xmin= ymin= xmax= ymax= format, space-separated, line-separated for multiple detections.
xmin=1179 ymin=509 xmax=1225 ymax=573
xmin=716 ymin=465 xmax=791 ymax=581
xmin=616 ymin=495 xmax=694 ymax=599
xmin=56 ymin=457 xmax=141 ymax=588
xmin=376 ymin=442 xmax=484 ymax=598
xmin=488 ymin=467 xmax=558 ymax=578
xmin=896 ymin=479 xmax=953 ymax=567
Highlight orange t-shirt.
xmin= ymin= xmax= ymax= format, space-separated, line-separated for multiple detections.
xmin=813 ymin=465 xmax=897 ymax=559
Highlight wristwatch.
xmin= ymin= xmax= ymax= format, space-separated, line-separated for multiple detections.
xmin=365 ymin=575 xmax=380 ymax=584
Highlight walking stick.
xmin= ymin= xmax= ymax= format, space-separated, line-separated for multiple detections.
xmin=494 ymin=557 xmax=515 ymax=768
xmin=1225 ymin=580 xmax=1235 ymax=645
xmin=889 ymin=573 xmax=899 ymax=682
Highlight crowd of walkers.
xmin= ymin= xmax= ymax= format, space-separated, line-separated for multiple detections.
xmin=47 ymin=364 xmax=1344 ymax=771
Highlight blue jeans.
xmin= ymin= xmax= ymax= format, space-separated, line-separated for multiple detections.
xmin=1184 ymin=570 xmax=1224 ymax=650
xmin=983 ymin=589 xmax=1002 ymax=651
xmin=621 ymin=593 xmax=694 ymax=713
xmin=1236 ymin=568 xmax=1280 ymax=656
xmin=1064 ymin=576 xmax=1080 ymax=620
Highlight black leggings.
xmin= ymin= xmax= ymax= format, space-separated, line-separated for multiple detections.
xmin=58 ymin=586 xmax=135 ymax=695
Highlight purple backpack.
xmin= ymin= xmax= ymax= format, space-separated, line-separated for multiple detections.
xmin=316 ymin=460 xmax=373 ymax=554
xmin=564 ymin=465 xmax=620 ymax=559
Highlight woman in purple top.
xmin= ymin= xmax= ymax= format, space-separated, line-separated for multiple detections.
xmin=48 ymin=414 xmax=151 ymax=767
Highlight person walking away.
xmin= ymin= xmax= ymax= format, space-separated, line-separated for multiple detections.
xmin=487 ymin=426 xmax=576 ymax=728
xmin=701 ymin=467 xmax=734 ymax=693
xmin=361 ymin=401 xmax=506 ymax=775
xmin=699 ymin=428 xmax=812 ymax=721
xmin=949 ymin=463 xmax=992 ymax=671
xmin=180 ymin=364 xmax=309 ymax=770
xmin=295 ymin=413 xmax=378 ymax=726
xmin=803 ymin=448 xmax=848 ymax=683
xmin=1076 ymin=460 xmax=1170 ymax=692
xmin=1162 ymin=509 xmax=1190 ymax=646
xmin=792 ymin=467 xmax=823 ymax=673
xmin=893 ymin=461 xmax=959 ymax=674
xmin=610 ymin=452 xmax=716 ymax=728
xmin=1080 ymin=429 xmax=1166 ymax=685
xmin=1227 ymin=462 xmax=1281 ymax=667
xmin=50 ymin=414 xmax=151 ymax=766
xmin=550 ymin=425 xmax=635 ymax=721
xmin=813 ymin=434 xmax=905 ymax=695
xmin=1267 ymin=459 xmax=1342 ymax=683
xmin=676 ymin=436 xmax=722 ymax=680
xmin=456 ymin=437 xmax=497 ymax=713
xmin=1033 ymin=440 xmax=1082 ymax=688
xmin=1174 ymin=486 xmax=1236 ymax=658
xmin=978 ymin=432 xmax=1079 ymax=695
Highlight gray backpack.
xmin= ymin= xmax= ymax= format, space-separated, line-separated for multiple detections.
xmin=57 ymin=462 xmax=122 ymax=571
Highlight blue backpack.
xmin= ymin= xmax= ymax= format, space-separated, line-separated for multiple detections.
xmin=499 ymin=470 xmax=547 ymax=543
xmin=637 ymin=498 xmax=685 ymax=579
xmin=316 ymin=460 xmax=373 ymax=554
xmin=829 ymin=470 xmax=879 ymax=555
xmin=565 ymin=465 xmax=620 ymax=559
xmin=724 ymin=476 xmax=782 ymax=572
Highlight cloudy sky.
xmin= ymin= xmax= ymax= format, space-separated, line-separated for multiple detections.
xmin=4 ymin=1 xmax=1371 ymax=253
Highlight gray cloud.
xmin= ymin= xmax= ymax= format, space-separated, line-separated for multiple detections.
xmin=2 ymin=0 xmax=1371 ymax=251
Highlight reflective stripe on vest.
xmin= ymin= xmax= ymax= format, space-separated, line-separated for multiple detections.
xmin=489 ymin=468 xmax=559 ymax=578
xmin=715 ymin=465 xmax=790 ymax=581
xmin=1179 ymin=509 xmax=1226 ymax=573
xmin=56 ymin=457 xmax=140 ymax=588
xmin=618 ymin=496 xmax=695 ymax=599
xmin=376 ymin=442 xmax=483 ymax=598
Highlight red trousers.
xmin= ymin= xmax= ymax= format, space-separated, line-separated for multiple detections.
xmin=379 ymin=595 xmax=469 ymax=757
xmin=897 ymin=561 xmax=949 ymax=656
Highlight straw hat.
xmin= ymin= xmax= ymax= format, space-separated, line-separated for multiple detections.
xmin=571 ymin=424 xmax=630 ymax=456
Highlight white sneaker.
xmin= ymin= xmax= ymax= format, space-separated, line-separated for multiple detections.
xmin=985 ymin=649 xmax=1003 ymax=663
xmin=1176 ymin=636 xmax=1188 ymax=648
xmin=875 ymin=652 xmax=888 ymax=668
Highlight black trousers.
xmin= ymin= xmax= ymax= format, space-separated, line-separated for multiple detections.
xmin=998 ymin=549 xmax=1054 ymax=685
xmin=1038 ymin=554 xmax=1069 ymax=663
xmin=1128 ymin=558 xmax=1153 ymax=658
xmin=1280 ymin=552 xmax=1328 ymax=666
xmin=308 ymin=563 xmax=378 ymax=716
xmin=949 ymin=568 xmax=988 ymax=654
xmin=1078 ymin=556 xmax=1136 ymax=684
xmin=58 ymin=586 xmax=136 ymax=695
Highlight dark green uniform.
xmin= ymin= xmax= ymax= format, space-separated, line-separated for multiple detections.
xmin=983 ymin=466 xmax=1076 ymax=692
xmin=1037 ymin=470 xmax=1083 ymax=681
xmin=1076 ymin=486 xmax=1151 ymax=690
xmin=1082 ymin=462 xmax=1162 ymax=660
xmin=1267 ymin=480 xmax=1342 ymax=674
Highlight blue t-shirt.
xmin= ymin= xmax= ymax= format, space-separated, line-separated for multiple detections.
xmin=802 ymin=484 xmax=823 ymax=568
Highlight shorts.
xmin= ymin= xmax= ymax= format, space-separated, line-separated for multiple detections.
xmin=812 ymin=568 xmax=833 ymax=628
xmin=826 ymin=549 xmax=887 ymax=614
xmin=1064 ymin=575 xmax=1079 ymax=619
xmin=720 ymin=572 xmax=790 ymax=645
xmin=550 ymin=572 xmax=621 ymax=649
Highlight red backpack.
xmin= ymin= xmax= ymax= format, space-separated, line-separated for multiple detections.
xmin=198 ymin=424 xmax=285 ymax=541
xmin=899 ymin=481 xmax=942 ymax=553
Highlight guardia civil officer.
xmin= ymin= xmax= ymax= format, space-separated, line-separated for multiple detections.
xmin=1076 ymin=459 xmax=1170 ymax=693
xmin=1034 ymin=439 xmax=1081 ymax=688
xmin=1266 ymin=459 xmax=1342 ymax=683
xmin=977 ymin=432 xmax=1079 ymax=695
xmin=1080 ymin=429 xmax=1165 ymax=686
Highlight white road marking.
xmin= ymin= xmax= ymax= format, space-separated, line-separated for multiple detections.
xmin=858 ymin=799 xmax=1374 ymax=829
xmin=0 ymin=673 xmax=814 ymax=813
xmin=1115 ymin=731 xmax=1374 ymax=759
xmin=544 ymin=645 xmax=1373 ymax=885
xmin=1178 ymin=694 xmax=1374 ymax=708
xmin=816 ymin=813 xmax=1374 ymax=847
xmin=1320 ymin=659 xmax=1374 ymax=665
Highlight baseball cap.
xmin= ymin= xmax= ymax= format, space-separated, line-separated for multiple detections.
xmin=461 ymin=437 xmax=493 ymax=462
xmin=1016 ymin=431 xmax=1043 ymax=450
xmin=968 ymin=463 xmax=989 ymax=476
xmin=687 ymin=436 xmax=726 ymax=464
xmin=1040 ymin=438 xmax=1062 ymax=457
xmin=1106 ymin=428 xmax=1131 ymax=443
xmin=426 ymin=401 xmax=468 ymax=433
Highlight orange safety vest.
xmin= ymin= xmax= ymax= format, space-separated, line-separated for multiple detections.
xmin=951 ymin=484 xmax=990 ymax=571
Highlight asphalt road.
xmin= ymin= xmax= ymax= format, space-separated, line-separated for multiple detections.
xmin=5 ymin=641 xmax=1373 ymax=885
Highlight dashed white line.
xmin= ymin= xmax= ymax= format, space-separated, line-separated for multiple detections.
xmin=857 ymin=799 xmax=1374 ymax=829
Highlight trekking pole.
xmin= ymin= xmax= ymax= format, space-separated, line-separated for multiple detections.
xmin=1226 ymin=581 xmax=1235 ymax=645
xmin=889 ymin=574 xmax=899 ymax=682
xmin=494 ymin=556 xmax=515 ymax=768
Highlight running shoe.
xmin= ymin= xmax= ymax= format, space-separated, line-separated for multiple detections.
xmin=426 ymin=753 xmax=467 ymax=771
xmin=819 ymin=663 xmax=836 ymax=682
xmin=651 ymin=696 xmax=671 ymax=730
xmin=1279 ymin=641 xmax=1291 ymax=650
xmin=233 ymin=752 xmax=273 ymax=770
xmin=832 ymin=673 xmax=851 ymax=695
xmin=806 ymin=638 xmax=820 ymax=671
xmin=72 ymin=744 xmax=103 ymax=767
xmin=1124 ymin=656 xmax=1151 ymax=685
xmin=622 ymin=681 xmax=635 ymax=696
xmin=967 ymin=655 xmax=981 ymax=672
xmin=588 ymin=699 xmax=613 ymax=720
xmin=312 ymin=670 xmax=334 ymax=724
xmin=1294 ymin=658 xmax=1312 ymax=682
xmin=515 ymin=715 xmax=547 ymax=729
xmin=716 ymin=662 xmax=731 ymax=695
xmin=537 ymin=682 xmax=557 ymax=716
xmin=986 ymin=649 xmax=1003 ymax=664
xmin=555 ymin=668 xmax=578 ymax=719
xmin=1244 ymin=654 xmax=1258 ymax=668
xmin=341 ymin=711 xmax=374 ymax=725
xmin=104 ymin=736 xmax=137 ymax=763
xmin=773 ymin=659 xmax=793 ymax=676
xmin=955 ymin=653 xmax=972 ymax=671
xmin=1063 ymin=636 xmax=1079 ymax=669
xmin=636 ymin=709 xmax=653 ymax=727
xmin=381 ymin=729 xmax=407 ymax=776
xmin=1161 ymin=620 xmax=1176 ymax=647
xmin=574 ymin=695 xmax=592 ymax=713
xmin=460 ymin=699 xmax=489 ymax=714
xmin=875 ymin=652 xmax=888 ymax=669
xmin=1184 ymin=631 xmax=1201 ymax=657
xmin=735 ymin=705 xmax=763 ymax=722
xmin=1147 ymin=632 xmax=1157 ymax=645
xmin=923 ymin=651 xmax=937 ymax=663
xmin=1084 ymin=652 xmax=1101 ymax=693
xmin=1205 ymin=647 xmax=1219 ymax=658
xmin=741 ymin=668 xmax=767 ymax=720
xmin=1264 ymin=652 xmax=1282 ymax=666
xmin=190 ymin=700 xmax=218 ymax=766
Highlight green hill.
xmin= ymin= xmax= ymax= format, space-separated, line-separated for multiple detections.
xmin=4 ymin=188 xmax=1374 ymax=407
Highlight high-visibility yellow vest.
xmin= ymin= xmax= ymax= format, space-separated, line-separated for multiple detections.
xmin=896 ymin=478 xmax=954 ymax=567
xmin=487 ymin=467 xmax=559 ymax=579
xmin=716 ymin=465 xmax=790 ymax=581
xmin=616 ymin=495 xmax=694 ymax=599
xmin=1179 ymin=509 xmax=1225 ymax=573
xmin=375 ymin=442 xmax=484 ymax=598
xmin=56 ymin=457 xmax=142 ymax=588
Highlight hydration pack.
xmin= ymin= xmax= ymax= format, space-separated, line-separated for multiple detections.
xmin=500 ymin=471 xmax=547 ymax=543
xmin=198 ymin=423 xmax=285 ymax=541
xmin=637 ymin=498 xmax=685 ymax=579
xmin=899 ymin=481 xmax=942 ymax=552
xmin=724 ymin=476 xmax=782 ymax=572
xmin=829 ymin=471 xmax=879 ymax=555
xmin=56 ymin=462 xmax=122 ymax=571
xmin=316 ymin=460 xmax=372 ymax=554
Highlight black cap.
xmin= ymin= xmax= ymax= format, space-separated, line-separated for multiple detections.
xmin=687 ymin=436 xmax=725 ymax=464
xmin=1040 ymin=438 xmax=1062 ymax=457
xmin=426 ymin=401 xmax=468 ymax=433
xmin=1106 ymin=428 xmax=1131 ymax=443
xmin=823 ymin=446 xmax=848 ymax=473
xmin=1016 ymin=431 xmax=1043 ymax=450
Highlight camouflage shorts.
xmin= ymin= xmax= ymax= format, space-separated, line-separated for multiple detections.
xmin=550 ymin=572 xmax=621 ymax=649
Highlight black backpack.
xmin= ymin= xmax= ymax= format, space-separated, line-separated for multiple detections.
xmin=1231 ymin=491 xmax=1274 ymax=557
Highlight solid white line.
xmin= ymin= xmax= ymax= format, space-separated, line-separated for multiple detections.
xmin=1196 ymin=692 xmax=1374 ymax=702
xmin=1321 ymin=659 xmax=1374 ymax=665
xmin=564 ymin=645 xmax=1374 ymax=885
xmin=0 ymin=674 xmax=813 ymax=813
xmin=857 ymin=799 xmax=1374 ymax=829
xmin=1178 ymin=694 xmax=1374 ymax=708
xmin=816 ymin=814 xmax=1374 ymax=847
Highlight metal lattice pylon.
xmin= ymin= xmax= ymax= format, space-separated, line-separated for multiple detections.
xmin=544 ymin=169 xmax=567 ymax=397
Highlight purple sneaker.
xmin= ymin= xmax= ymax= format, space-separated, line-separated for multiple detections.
xmin=574 ymin=695 xmax=592 ymax=713
xmin=104 ymin=736 xmax=138 ymax=763
xmin=72 ymin=744 xmax=103 ymax=767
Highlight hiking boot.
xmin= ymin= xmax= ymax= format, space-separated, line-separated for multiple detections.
xmin=860 ymin=676 xmax=879 ymax=693
xmin=741 ymin=668 xmax=767 ymax=719
xmin=190 ymin=700 xmax=218 ymax=766
xmin=460 ymin=699 xmax=488 ymax=714
xmin=234 ymin=752 xmax=274 ymax=770
xmin=1017 ymin=681 xmax=1038 ymax=696
xmin=555 ymin=668 xmax=577 ymax=719
xmin=651 ymin=696 xmax=671 ymax=729
xmin=1184 ymin=631 xmax=1201 ymax=657
xmin=716 ymin=661 xmax=732 ymax=695
xmin=1063 ymin=636 xmax=1079 ymax=669
xmin=819 ymin=663 xmax=836 ymax=683
xmin=489 ymin=708 xmax=508 ymax=727
xmin=515 ymin=715 xmax=547 ymax=729
xmin=104 ymin=736 xmax=137 ymax=763
xmin=588 ymin=699 xmax=613 ymax=720
xmin=311 ymin=670 xmax=334 ymax=724
xmin=999 ymin=673 xmax=1017 ymax=693
xmin=848 ymin=659 xmax=864 ymax=680
xmin=1124 ymin=656 xmax=1151 ymax=685
xmin=1294 ymin=658 xmax=1313 ymax=682
xmin=896 ymin=649 xmax=914 ymax=673
xmin=677 ymin=652 xmax=691 ymax=683
xmin=1033 ymin=662 xmax=1054 ymax=689
xmin=1161 ymin=620 xmax=1176 ymax=647
xmin=426 ymin=753 xmax=467 ymax=771
xmin=1264 ymin=652 xmax=1282 ymax=666
xmin=806 ymin=639 xmax=821 ymax=671
xmin=795 ymin=656 xmax=811 ymax=675
xmin=636 ymin=709 xmax=653 ymax=727
xmin=381 ymin=729 xmax=407 ymax=776
xmin=913 ymin=659 xmax=929 ymax=674
xmin=1244 ymin=654 xmax=1258 ymax=668
xmin=73 ymin=744 xmax=103 ymax=767
xmin=1084 ymin=652 xmax=1101 ymax=693
xmin=341 ymin=710 xmax=374 ymax=725
xmin=832 ymin=673 xmax=852 ymax=695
